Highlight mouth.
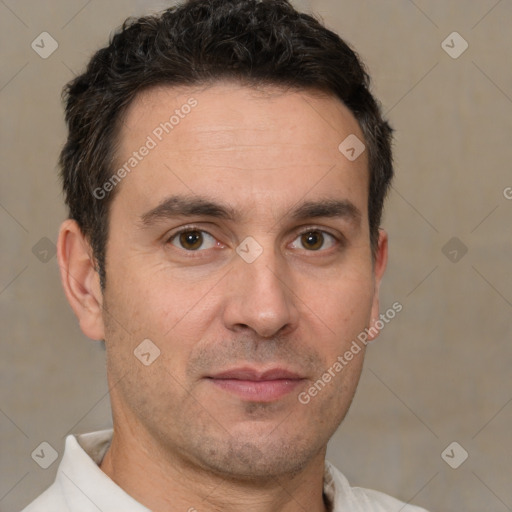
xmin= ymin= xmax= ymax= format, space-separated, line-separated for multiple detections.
xmin=206 ymin=367 xmax=306 ymax=402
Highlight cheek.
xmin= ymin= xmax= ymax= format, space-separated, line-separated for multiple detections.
xmin=103 ymin=263 xmax=219 ymax=381
xmin=304 ymin=269 xmax=375 ymax=337
xmin=106 ymin=253 xmax=196 ymax=330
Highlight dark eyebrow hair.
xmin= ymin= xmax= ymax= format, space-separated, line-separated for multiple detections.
xmin=139 ymin=195 xmax=361 ymax=227
xmin=289 ymin=198 xmax=361 ymax=225
xmin=140 ymin=196 xmax=237 ymax=226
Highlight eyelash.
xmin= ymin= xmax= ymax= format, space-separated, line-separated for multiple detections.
xmin=166 ymin=225 xmax=343 ymax=254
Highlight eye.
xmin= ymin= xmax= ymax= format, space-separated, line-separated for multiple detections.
xmin=168 ymin=229 xmax=219 ymax=251
xmin=289 ymin=229 xmax=338 ymax=251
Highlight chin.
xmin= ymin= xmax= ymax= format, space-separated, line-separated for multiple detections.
xmin=191 ymin=430 xmax=324 ymax=481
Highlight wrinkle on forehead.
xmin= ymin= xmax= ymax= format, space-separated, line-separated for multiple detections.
xmin=111 ymin=82 xmax=369 ymax=230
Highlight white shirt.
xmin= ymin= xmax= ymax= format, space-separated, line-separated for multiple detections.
xmin=22 ymin=430 xmax=429 ymax=512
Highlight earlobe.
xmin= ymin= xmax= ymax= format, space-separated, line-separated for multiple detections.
xmin=57 ymin=219 xmax=105 ymax=341
xmin=367 ymin=229 xmax=389 ymax=342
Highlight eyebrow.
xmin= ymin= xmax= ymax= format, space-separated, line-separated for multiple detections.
xmin=139 ymin=195 xmax=361 ymax=228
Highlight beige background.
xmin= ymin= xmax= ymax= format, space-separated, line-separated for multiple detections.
xmin=1 ymin=1 xmax=511 ymax=511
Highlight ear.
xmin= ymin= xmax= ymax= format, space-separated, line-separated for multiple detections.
xmin=367 ymin=228 xmax=388 ymax=342
xmin=57 ymin=219 xmax=105 ymax=341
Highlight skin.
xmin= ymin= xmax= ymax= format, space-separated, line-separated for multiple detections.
xmin=58 ymin=82 xmax=388 ymax=512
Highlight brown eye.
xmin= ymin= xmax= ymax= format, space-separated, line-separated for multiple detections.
xmin=290 ymin=230 xmax=337 ymax=251
xmin=169 ymin=229 xmax=217 ymax=251
xmin=301 ymin=231 xmax=324 ymax=250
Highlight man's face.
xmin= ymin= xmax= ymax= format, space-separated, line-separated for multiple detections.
xmin=100 ymin=83 xmax=386 ymax=478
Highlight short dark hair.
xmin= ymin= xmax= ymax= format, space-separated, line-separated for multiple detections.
xmin=60 ymin=0 xmax=393 ymax=288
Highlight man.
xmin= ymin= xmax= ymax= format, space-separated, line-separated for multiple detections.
xmin=23 ymin=0 xmax=428 ymax=510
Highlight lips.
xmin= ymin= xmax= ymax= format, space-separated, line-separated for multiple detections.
xmin=210 ymin=367 xmax=303 ymax=381
xmin=206 ymin=367 xmax=305 ymax=402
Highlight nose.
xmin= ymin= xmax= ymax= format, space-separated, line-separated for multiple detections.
xmin=222 ymin=246 xmax=300 ymax=339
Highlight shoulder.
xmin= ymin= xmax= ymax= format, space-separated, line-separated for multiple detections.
xmin=20 ymin=430 xmax=114 ymax=512
xmin=351 ymin=486 xmax=430 ymax=512
xmin=325 ymin=461 xmax=430 ymax=512
xmin=20 ymin=482 xmax=69 ymax=512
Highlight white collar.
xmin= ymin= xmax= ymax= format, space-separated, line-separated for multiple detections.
xmin=31 ymin=429 xmax=426 ymax=512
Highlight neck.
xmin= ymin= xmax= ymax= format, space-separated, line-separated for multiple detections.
xmin=99 ymin=424 xmax=330 ymax=512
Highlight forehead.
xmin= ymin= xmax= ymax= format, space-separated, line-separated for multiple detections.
xmin=113 ymin=82 xmax=369 ymax=221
